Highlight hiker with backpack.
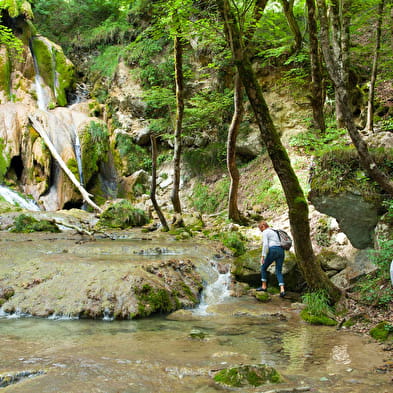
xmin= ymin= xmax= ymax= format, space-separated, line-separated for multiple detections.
xmin=257 ymin=221 xmax=290 ymax=298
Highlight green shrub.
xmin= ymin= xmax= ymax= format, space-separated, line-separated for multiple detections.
xmin=355 ymin=238 xmax=393 ymax=307
xmin=220 ymin=231 xmax=246 ymax=257
xmin=10 ymin=214 xmax=60 ymax=233
xmin=301 ymin=290 xmax=337 ymax=325
xmin=190 ymin=179 xmax=229 ymax=214
xmin=96 ymin=200 xmax=149 ymax=229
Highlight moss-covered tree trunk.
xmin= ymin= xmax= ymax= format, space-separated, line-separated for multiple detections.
xmin=150 ymin=135 xmax=169 ymax=231
xmin=306 ymin=0 xmax=326 ymax=133
xmin=280 ymin=0 xmax=302 ymax=52
xmin=227 ymin=72 xmax=245 ymax=223
xmin=171 ymin=33 xmax=184 ymax=227
xmin=217 ymin=0 xmax=341 ymax=302
xmin=317 ymin=0 xmax=393 ymax=196
xmin=366 ymin=0 xmax=385 ymax=132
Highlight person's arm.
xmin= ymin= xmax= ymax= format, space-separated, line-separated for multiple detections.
xmin=261 ymin=230 xmax=269 ymax=264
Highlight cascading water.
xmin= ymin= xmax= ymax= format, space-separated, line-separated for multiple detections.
xmin=193 ymin=259 xmax=231 ymax=315
xmin=0 ymin=185 xmax=40 ymax=211
xmin=73 ymin=127 xmax=84 ymax=188
xmin=29 ymin=41 xmax=51 ymax=111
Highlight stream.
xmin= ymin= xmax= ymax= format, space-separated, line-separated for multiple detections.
xmin=0 ymin=231 xmax=392 ymax=393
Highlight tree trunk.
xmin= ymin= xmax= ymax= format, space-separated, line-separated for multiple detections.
xmin=227 ymin=72 xmax=245 ymax=223
xmin=29 ymin=114 xmax=103 ymax=214
xmin=218 ymin=0 xmax=341 ymax=302
xmin=150 ymin=135 xmax=169 ymax=231
xmin=280 ymin=0 xmax=302 ymax=52
xmin=366 ymin=0 xmax=385 ymax=131
xmin=306 ymin=0 xmax=326 ymax=133
xmin=317 ymin=0 xmax=393 ymax=196
xmin=171 ymin=34 xmax=184 ymax=227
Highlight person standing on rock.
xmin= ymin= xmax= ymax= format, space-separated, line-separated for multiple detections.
xmin=257 ymin=221 xmax=286 ymax=297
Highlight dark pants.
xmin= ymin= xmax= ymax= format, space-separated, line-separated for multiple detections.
xmin=261 ymin=246 xmax=285 ymax=286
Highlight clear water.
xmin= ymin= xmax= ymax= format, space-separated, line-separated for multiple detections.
xmin=0 ymin=233 xmax=391 ymax=392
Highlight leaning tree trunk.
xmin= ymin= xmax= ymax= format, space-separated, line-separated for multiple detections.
xmin=227 ymin=72 xmax=245 ymax=223
xmin=29 ymin=114 xmax=103 ymax=214
xmin=218 ymin=0 xmax=341 ymax=302
xmin=171 ymin=34 xmax=184 ymax=227
xmin=150 ymin=135 xmax=169 ymax=231
xmin=306 ymin=0 xmax=326 ymax=133
xmin=317 ymin=0 xmax=393 ymax=196
xmin=366 ymin=0 xmax=385 ymax=131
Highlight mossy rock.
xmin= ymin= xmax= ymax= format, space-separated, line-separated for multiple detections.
xmin=96 ymin=200 xmax=149 ymax=229
xmin=255 ymin=291 xmax=270 ymax=302
xmin=300 ymin=309 xmax=337 ymax=326
xmin=10 ymin=214 xmax=60 ymax=233
xmin=369 ymin=321 xmax=393 ymax=342
xmin=213 ymin=364 xmax=282 ymax=387
xmin=0 ymin=47 xmax=11 ymax=96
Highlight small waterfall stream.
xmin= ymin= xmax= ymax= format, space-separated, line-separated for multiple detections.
xmin=0 ymin=185 xmax=40 ymax=211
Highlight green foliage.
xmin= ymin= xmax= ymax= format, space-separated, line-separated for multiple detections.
xmin=10 ymin=214 xmax=60 ymax=233
xmin=0 ymin=25 xmax=24 ymax=61
xmin=301 ymin=290 xmax=336 ymax=325
xmin=0 ymin=139 xmax=9 ymax=182
xmin=80 ymin=121 xmax=109 ymax=182
xmin=183 ymin=143 xmax=227 ymax=176
xmin=184 ymin=89 xmax=233 ymax=133
xmin=289 ymin=127 xmax=348 ymax=155
xmin=134 ymin=283 xmax=175 ymax=317
xmin=310 ymin=148 xmax=393 ymax=201
xmin=251 ymin=178 xmax=285 ymax=212
xmin=190 ymin=178 xmax=229 ymax=214
xmin=90 ymin=45 xmax=122 ymax=79
xmin=96 ymin=199 xmax=149 ymax=229
xmin=355 ymin=238 xmax=393 ymax=307
xmin=219 ymin=231 xmax=246 ymax=257
xmin=115 ymin=133 xmax=151 ymax=175
xmin=214 ymin=364 xmax=282 ymax=387
xmin=369 ymin=321 xmax=393 ymax=342
xmin=0 ymin=0 xmax=33 ymax=18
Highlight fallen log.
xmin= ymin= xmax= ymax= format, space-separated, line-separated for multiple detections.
xmin=29 ymin=114 xmax=103 ymax=214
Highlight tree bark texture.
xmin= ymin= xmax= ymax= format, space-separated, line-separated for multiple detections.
xmin=280 ymin=0 xmax=302 ymax=52
xmin=306 ymin=0 xmax=326 ymax=133
xmin=366 ymin=0 xmax=385 ymax=131
xmin=217 ymin=0 xmax=341 ymax=302
xmin=29 ymin=114 xmax=103 ymax=214
xmin=317 ymin=0 xmax=393 ymax=196
xmin=227 ymin=72 xmax=244 ymax=223
xmin=150 ymin=135 xmax=169 ymax=231
xmin=171 ymin=34 xmax=184 ymax=226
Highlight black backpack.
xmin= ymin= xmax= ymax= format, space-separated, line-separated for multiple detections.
xmin=274 ymin=229 xmax=292 ymax=250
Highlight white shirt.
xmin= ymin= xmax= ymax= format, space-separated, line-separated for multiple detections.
xmin=262 ymin=228 xmax=281 ymax=257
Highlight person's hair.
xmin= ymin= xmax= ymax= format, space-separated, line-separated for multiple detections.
xmin=258 ymin=221 xmax=269 ymax=231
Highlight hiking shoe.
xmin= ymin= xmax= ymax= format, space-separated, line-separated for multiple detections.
xmin=279 ymin=291 xmax=286 ymax=298
xmin=256 ymin=287 xmax=267 ymax=292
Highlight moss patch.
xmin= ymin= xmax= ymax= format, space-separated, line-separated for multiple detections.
xmin=214 ymin=364 xmax=282 ymax=387
xmin=369 ymin=321 xmax=393 ymax=342
xmin=10 ymin=214 xmax=60 ymax=233
xmin=96 ymin=199 xmax=149 ymax=229
xmin=300 ymin=309 xmax=337 ymax=326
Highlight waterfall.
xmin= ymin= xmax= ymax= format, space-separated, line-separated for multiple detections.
xmin=73 ymin=128 xmax=84 ymax=187
xmin=0 ymin=185 xmax=40 ymax=211
xmin=29 ymin=41 xmax=51 ymax=111
xmin=193 ymin=260 xmax=231 ymax=315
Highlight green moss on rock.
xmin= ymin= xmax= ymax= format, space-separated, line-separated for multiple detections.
xmin=134 ymin=284 xmax=176 ymax=317
xmin=0 ymin=47 xmax=11 ymax=97
xmin=96 ymin=199 xmax=149 ymax=229
xmin=214 ymin=364 xmax=282 ymax=387
xmin=369 ymin=321 xmax=393 ymax=342
xmin=300 ymin=309 xmax=337 ymax=326
xmin=10 ymin=214 xmax=60 ymax=233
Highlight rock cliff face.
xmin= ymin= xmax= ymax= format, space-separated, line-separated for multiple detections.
xmin=0 ymin=19 xmax=115 ymax=210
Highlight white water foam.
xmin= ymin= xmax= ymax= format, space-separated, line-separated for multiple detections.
xmin=0 ymin=185 xmax=40 ymax=211
xmin=193 ymin=260 xmax=231 ymax=316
